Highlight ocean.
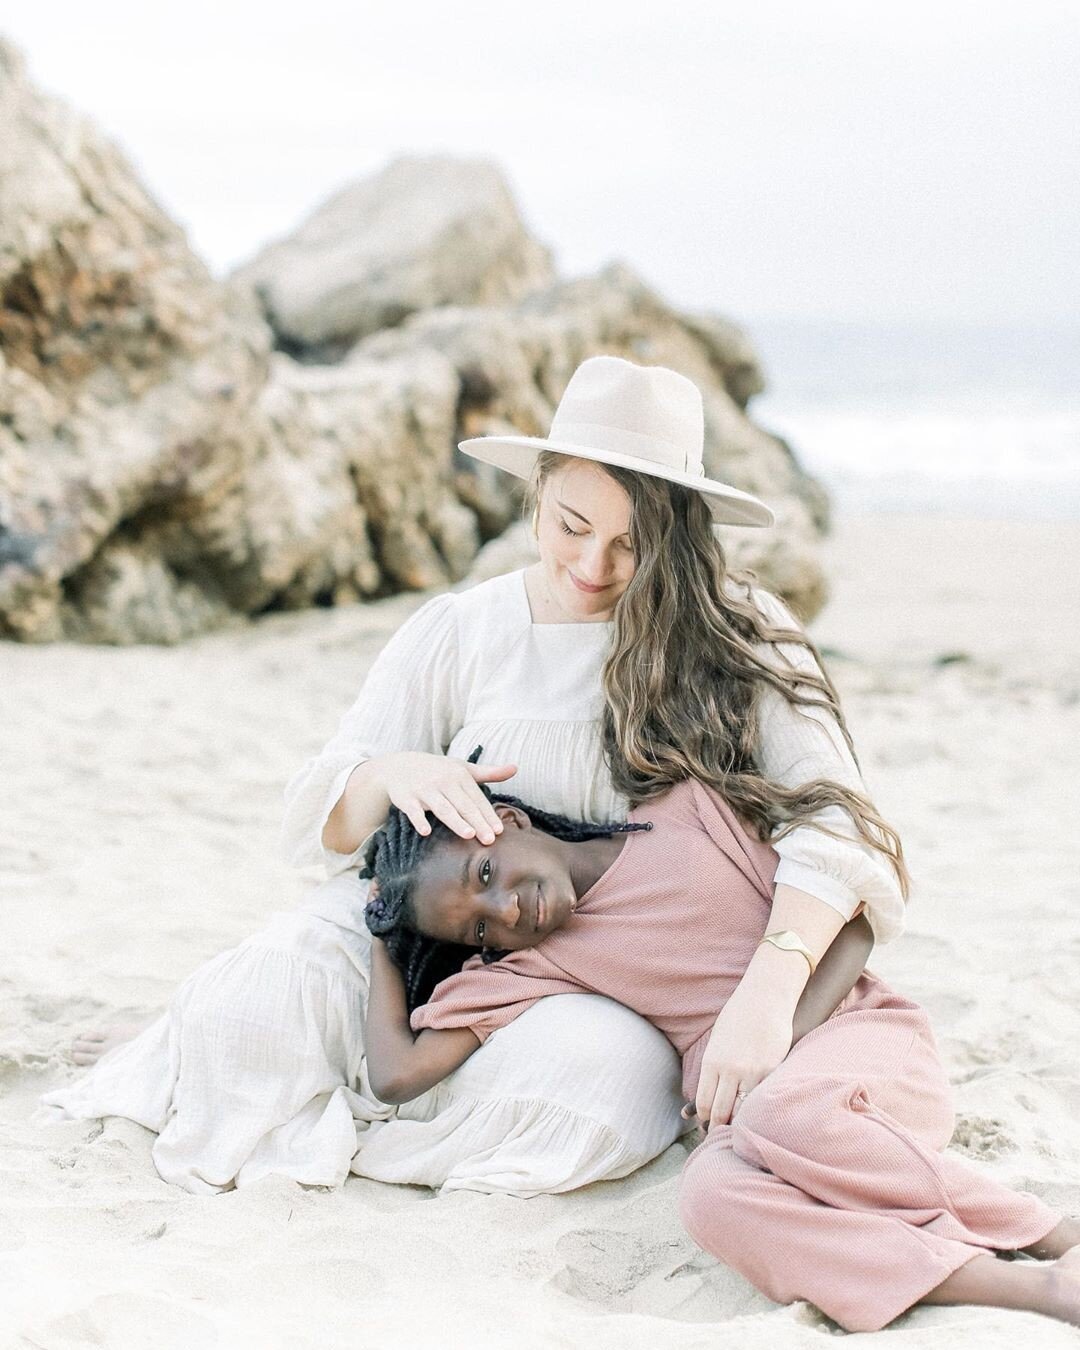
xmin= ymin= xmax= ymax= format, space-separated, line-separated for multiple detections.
xmin=747 ymin=321 xmax=1080 ymax=521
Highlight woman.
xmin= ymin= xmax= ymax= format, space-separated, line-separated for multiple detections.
xmin=47 ymin=354 xmax=904 ymax=1196
xmin=283 ymin=352 xmax=913 ymax=1174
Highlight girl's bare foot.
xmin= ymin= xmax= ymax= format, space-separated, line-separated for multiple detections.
xmin=71 ymin=1022 xmax=147 ymax=1066
xmin=1017 ymin=1216 xmax=1080 ymax=1261
xmin=1045 ymin=1244 xmax=1080 ymax=1325
xmin=919 ymin=1244 xmax=1080 ymax=1326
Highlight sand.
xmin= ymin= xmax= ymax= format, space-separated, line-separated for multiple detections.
xmin=2 ymin=509 xmax=1079 ymax=1348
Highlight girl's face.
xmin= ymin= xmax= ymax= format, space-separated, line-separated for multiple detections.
xmin=409 ymin=803 xmax=576 ymax=952
xmin=534 ymin=460 xmax=637 ymax=621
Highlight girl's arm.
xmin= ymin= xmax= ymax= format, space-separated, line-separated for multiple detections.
xmin=365 ymin=937 xmax=481 ymax=1105
xmin=790 ymin=908 xmax=873 ymax=1045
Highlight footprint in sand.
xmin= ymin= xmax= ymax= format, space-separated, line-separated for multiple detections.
xmin=551 ymin=1228 xmax=686 ymax=1304
xmin=551 ymin=1226 xmax=784 ymax=1322
xmin=22 ymin=1294 xmax=218 ymax=1350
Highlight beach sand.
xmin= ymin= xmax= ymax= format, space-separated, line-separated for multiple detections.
xmin=2 ymin=510 xmax=1079 ymax=1348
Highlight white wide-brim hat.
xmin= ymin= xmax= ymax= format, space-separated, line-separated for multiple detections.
xmin=458 ymin=353 xmax=775 ymax=528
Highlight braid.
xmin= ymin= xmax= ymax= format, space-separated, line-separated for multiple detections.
xmin=360 ymin=745 xmax=653 ymax=1013
xmin=483 ymin=792 xmax=650 ymax=845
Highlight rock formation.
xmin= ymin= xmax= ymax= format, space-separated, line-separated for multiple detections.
xmin=234 ymin=156 xmax=557 ymax=359
xmin=0 ymin=39 xmax=830 ymax=644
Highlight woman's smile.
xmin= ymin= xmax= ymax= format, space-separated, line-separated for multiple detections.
xmin=569 ymin=572 xmax=610 ymax=594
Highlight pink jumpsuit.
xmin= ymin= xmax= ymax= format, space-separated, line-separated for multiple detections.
xmin=411 ymin=777 xmax=1060 ymax=1332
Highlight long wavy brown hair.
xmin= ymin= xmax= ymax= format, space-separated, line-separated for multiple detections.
xmin=525 ymin=451 xmax=910 ymax=902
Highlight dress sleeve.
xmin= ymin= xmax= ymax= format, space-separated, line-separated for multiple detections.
xmin=281 ymin=590 xmax=465 ymax=876
xmin=410 ymin=952 xmax=587 ymax=1045
xmin=748 ymin=585 xmax=907 ymax=945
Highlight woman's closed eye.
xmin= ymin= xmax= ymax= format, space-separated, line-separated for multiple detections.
xmin=559 ymin=518 xmax=632 ymax=549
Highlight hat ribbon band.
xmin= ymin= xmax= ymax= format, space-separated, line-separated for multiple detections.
xmin=548 ymin=418 xmax=703 ymax=478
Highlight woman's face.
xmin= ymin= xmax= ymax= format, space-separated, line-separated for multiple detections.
xmin=409 ymin=804 xmax=576 ymax=952
xmin=534 ymin=460 xmax=637 ymax=621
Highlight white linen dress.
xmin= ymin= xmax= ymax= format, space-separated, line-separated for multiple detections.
xmin=41 ymin=566 xmax=906 ymax=1197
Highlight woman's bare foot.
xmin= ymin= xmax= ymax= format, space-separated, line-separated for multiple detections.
xmin=1017 ymin=1216 xmax=1080 ymax=1261
xmin=71 ymin=1022 xmax=147 ymax=1066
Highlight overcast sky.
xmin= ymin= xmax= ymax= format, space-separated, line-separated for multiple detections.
xmin=6 ymin=0 xmax=1078 ymax=325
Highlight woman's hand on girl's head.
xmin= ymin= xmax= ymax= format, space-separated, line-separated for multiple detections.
xmin=377 ymin=751 xmax=518 ymax=845
xmin=689 ymin=988 xmax=794 ymax=1133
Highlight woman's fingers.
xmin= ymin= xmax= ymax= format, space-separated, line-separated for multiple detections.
xmin=393 ymin=789 xmax=499 ymax=843
xmin=424 ymin=792 xmax=485 ymax=842
xmin=388 ymin=759 xmax=516 ymax=843
xmin=693 ymin=1071 xmax=750 ymax=1132
xmin=709 ymin=1086 xmax=739 ymax=1131
xmin=694 ymin=1067 xmax=719 ymax=1129
xmin=470 ymin=761 xmax=518 ymax=783
xmin=710 ymin=1074 xmax=762 ymax=1130
xmin=398 ymin=798 xmax=433 ymax=836
xmin=443 ymin=783 xmax=504 ymax=844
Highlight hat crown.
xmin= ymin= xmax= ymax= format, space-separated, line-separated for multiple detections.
xmin=549 ymin=356 xmax=705 ymax=477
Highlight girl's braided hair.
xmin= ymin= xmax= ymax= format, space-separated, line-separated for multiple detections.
xmin=360 ymin=745 xmax=653 ymax=1013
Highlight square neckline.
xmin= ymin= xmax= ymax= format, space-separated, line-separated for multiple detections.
xmin=515 ymin=567 xmax=615 ymax=631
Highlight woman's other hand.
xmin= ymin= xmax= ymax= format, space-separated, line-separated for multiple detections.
xmin=683 ymin=882 xmax=849 ymax=1129
xmin=377 ymin=751 xmax=517 ymax=845
xmin=687 ymin=983 xmax=794 ymax=1133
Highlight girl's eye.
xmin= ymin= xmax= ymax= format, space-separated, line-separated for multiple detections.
xmin=475 ymin=919 xmax=486 ymax=944
xmin=480 ymin=858 xmax=492 ymax=883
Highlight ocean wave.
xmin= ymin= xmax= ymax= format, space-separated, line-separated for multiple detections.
xmin=753 ymin=404 xmax=1080 ymax=520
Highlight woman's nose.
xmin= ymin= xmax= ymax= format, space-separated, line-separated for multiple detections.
xmin=579 ymin=541 xmax=613 ymax=583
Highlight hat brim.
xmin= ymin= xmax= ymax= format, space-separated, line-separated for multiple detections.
xmin=458 ymin=435 xmax=775 ymax=528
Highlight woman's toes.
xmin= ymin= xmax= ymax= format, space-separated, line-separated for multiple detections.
xmin=70 ymin=1022 xmax=143 ymax=1065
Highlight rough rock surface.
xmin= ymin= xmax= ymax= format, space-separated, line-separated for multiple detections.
xmin=0 ymin=40 xmax=832 ymax=643
xmin=235 ymin=154 xmax=557 ymax=357
xmin=0 ymin=40 xmax=269 ymax=642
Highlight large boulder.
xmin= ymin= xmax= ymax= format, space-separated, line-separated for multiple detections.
xmin=358 ymin=264 xmax=831 ymax=616
xmin=0 ymin=47 xmax=484 ymax=643
xmin=234 ymin=154 xmax=557 ymax=357
xmin=680 ymin=310 xmax=767 ymax=411
xmin=0 ymin=39 xmax=269 ymax=642
xmin=0 ymin=40 xmax=833 ymax=643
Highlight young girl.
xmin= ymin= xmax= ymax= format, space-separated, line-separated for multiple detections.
xmin=361 ymin=751 xmax=1080 ymax=1334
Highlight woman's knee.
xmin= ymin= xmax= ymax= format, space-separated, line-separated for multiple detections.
xmin=449 ymin=993 xmax=679 ymax=1094
xmin=440 ymin=993 xmax=685 ymax=1156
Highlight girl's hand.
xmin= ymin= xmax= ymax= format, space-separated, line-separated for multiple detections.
xmin=687 ymin=988 xmax=794 ymax=1133
xmin=377 ymin=751 xmax=517 ymax=845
